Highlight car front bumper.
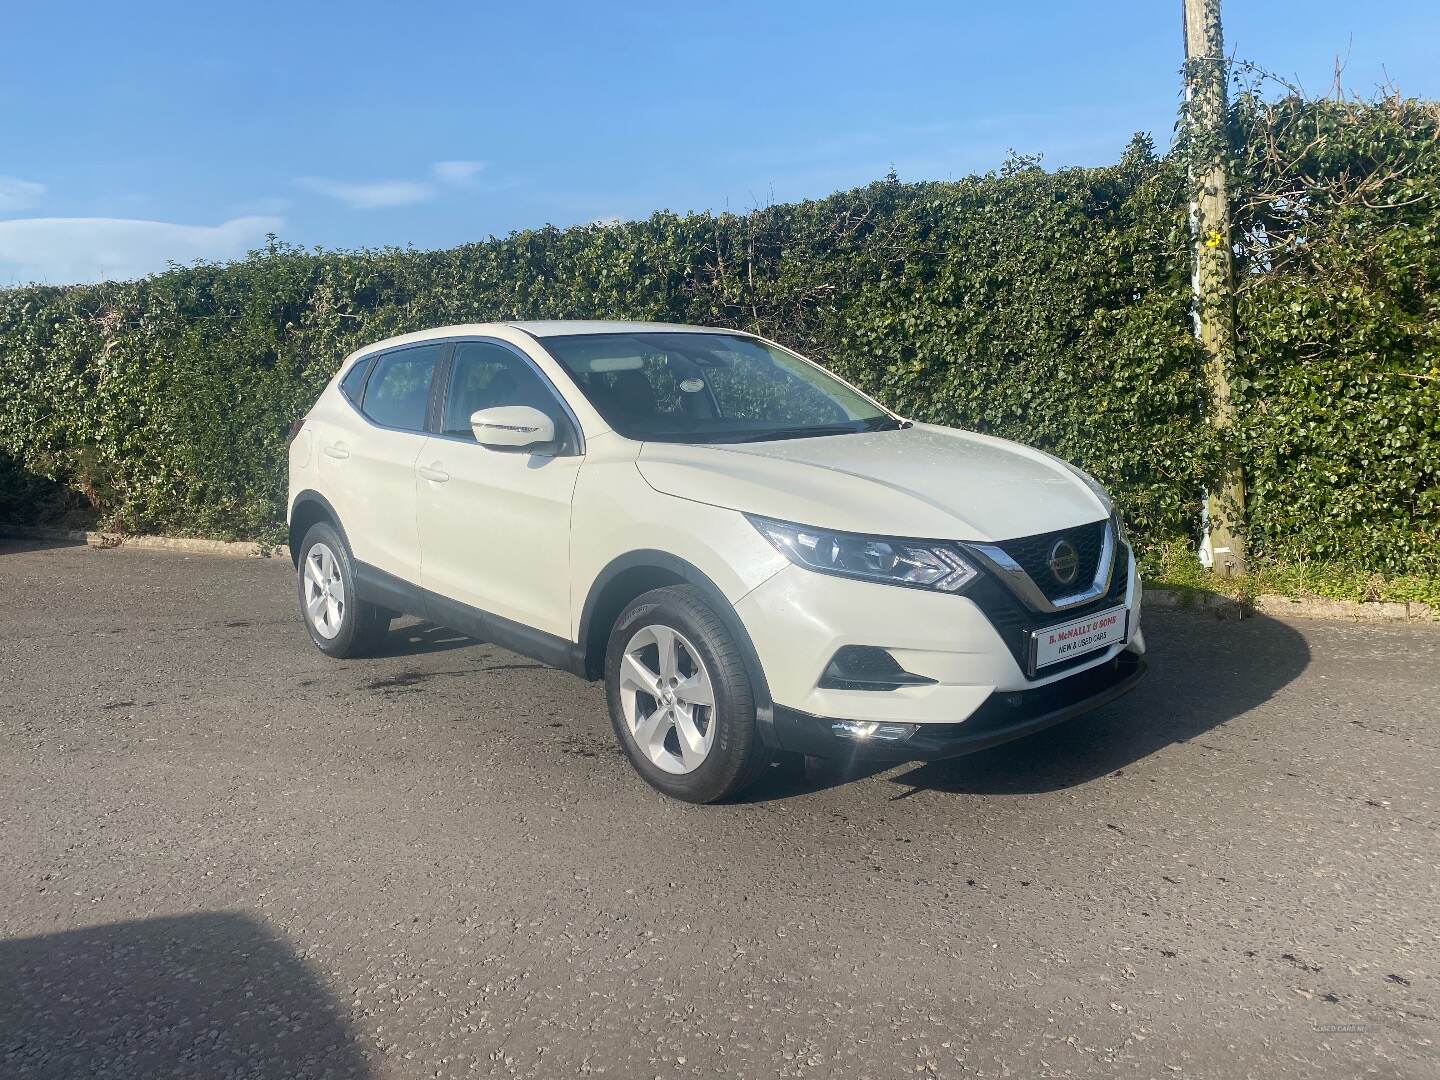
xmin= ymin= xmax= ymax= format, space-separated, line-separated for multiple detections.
xmin=769 ymin=649 xmax=1146 ymax=761
xmin=732 ymin=543 xmax=1146 ymax=757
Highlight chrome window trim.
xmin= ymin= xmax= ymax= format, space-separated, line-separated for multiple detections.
xmin=965 ymin=519 xmax=1118 ymax=614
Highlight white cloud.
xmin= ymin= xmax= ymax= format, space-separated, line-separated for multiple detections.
xmin=432 ymin=160 xmax=486 ymax=184
xmin=296 ymin=176 xmax=435 ymax=209
xmin=0 ymin=215 xmax=283 ymax=286
xmin=0 ymin=176 xmax=46 ymax=212
xmin=296 ymin=161 xmax=489 ymax=209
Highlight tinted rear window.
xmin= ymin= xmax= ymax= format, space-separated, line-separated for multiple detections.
xmin=339 ymin=357 xmax=371 ymax=403
xmin=360 ymin=345 xmax=442 ymax=431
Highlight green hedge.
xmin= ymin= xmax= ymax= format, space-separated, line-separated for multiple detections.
xmin=0 ymin=94 xmax=1435 ymax=573
xmin=1230 ymin=95 xmax=1440 ymax=574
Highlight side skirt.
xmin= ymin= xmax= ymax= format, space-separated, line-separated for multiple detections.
xmin=353 ymin=560 xmax=588 ymax=678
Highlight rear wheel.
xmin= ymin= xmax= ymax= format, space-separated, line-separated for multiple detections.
xmin=297 ymin=523 xmax=392 ymax=658
xmin=605 ymin=585 xmax=769 ymax=803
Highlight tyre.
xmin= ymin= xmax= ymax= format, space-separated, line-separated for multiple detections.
xmin=296 ymin=522 xmax=392 ymax=658
xmin=604 ymin=585 xmax=769 ymax=803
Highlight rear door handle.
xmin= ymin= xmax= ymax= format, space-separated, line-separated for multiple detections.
xmin=418 ymin=463 xmax=450 ymax=483
xmin=323 ymin=443 xmax=350 ymax=460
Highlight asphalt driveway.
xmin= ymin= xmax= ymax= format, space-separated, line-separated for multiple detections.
xmin=1 ymin=539 xmax=1436 ymax=1079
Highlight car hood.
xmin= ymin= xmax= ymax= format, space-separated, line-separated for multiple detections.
xmin=635 ymin=423 xmax=1107 ymax=542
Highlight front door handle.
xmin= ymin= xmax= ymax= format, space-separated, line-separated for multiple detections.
xmin=323 ymin=443 xmax=350 ymax=460
xmin=418 ymin=463 xmax=450 ymax=483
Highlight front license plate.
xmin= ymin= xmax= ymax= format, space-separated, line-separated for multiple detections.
xmin=1031 ymin=605 xmax=1127 ymax=672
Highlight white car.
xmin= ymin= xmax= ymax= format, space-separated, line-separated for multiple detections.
xmin=287 ymin=322 xmax=1147 ymax=802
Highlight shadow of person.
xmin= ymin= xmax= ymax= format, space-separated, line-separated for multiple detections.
xmin=0 ymin=535 xmax=90 ymax=556
xmin=0 ymin=911 xmax=372 ymax=1079
xmin=887 ymin=610 xmax=1311 ymax=797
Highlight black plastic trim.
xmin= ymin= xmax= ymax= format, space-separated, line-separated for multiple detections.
xmin=422 ymin=587 xmax=586 ymax=676
xmin=578 ymin=550 xmax=778 ymax=746
xmin=816 ymin=672 xmax=939 ymax=692
xmin=772 ymin=651 xmax=1147 ymax=761
xmin=351 ymin=559 xmax=426 ymax=619
xmin=350 ymin=559 xmax=587 ymax=676
xmin=289 ymin=501 xmax=588 ymax=677
xmin=425 ymin=341 xmax=456 ymax=435
xmin=963 ymin=545 xmax=1134 ymax=681
xmin=817 ymin=645 xmax=939 ymax=691
xmin=287 ymin=490 xmax=350 ymax=568
xmin=339 ymin=549 xmax=765 ymax=704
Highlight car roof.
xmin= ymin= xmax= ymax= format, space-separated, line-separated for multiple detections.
xmin=342 ymin=320 xmax=743 ymax=365
xmin=507 ymin=320 xmax=730 ymax=338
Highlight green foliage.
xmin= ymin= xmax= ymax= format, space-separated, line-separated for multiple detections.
xmin=0 ymin=95 xmax=1434 ymax=578
xmin=1230 ymin=94 xmax=1440 ymax=575
xmin=0 ymin=449 xmax=94 ymax=528
xmin=1140 ymin=539 xmax=1440 ymax=610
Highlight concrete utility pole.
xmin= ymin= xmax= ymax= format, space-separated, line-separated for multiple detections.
xmin=1182 ymin=0 xmax=1248 ymax=576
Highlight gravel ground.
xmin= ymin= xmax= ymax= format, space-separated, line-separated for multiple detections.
xmin=1 ymin=538 xmax=1436 ymax=1079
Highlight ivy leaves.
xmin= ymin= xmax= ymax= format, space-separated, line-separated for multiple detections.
xmin=0 ymin=95 xmax=1433 ymax=575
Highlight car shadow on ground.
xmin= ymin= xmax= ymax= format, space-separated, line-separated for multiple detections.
xmin=371 ymin=618 xmax=475 ymax=657
xmin=0 ymin=911 xmax=372 ymax=1080
xmin=741 ymin=612 xmax=1312 ymax=802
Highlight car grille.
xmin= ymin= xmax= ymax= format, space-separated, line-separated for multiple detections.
xmin=965 ymin=546 xmax=1132 ymax=680
xmin=995 ymin=519 xmax=1108 ymax=602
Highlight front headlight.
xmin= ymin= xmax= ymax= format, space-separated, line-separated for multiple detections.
xmin=748 ymin=515 xmax=978 ymax=593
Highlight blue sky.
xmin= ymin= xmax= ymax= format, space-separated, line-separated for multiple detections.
xmin=2 ymin=0 xmax=1437 ymax=285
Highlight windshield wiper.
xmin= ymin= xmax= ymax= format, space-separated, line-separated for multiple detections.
xmin=727 ymin=423 xmax=871 ymax=443
xmin=864 ymin=415 xmax=908 ymax=431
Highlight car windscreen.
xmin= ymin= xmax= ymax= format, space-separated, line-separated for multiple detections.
xmin=539 ymin=332 xmax=898 ymax=443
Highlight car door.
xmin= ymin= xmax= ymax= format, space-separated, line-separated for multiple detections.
xmin=318 ymin=342 xmax=445 ymax=585
xmin=416 ymin=339 xmax=583 ymax=640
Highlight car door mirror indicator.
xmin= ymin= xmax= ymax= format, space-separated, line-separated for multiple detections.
xmin=470 ymin=406 xmax=557 ymax=451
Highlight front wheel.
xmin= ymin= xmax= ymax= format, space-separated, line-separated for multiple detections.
xmin=604 ymin=585 xmax=769 ymax=803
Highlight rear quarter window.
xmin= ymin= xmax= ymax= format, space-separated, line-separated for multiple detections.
xmin=360 ymin=345 xmax=443 ymax=431
xmin=339 ymin=357 xmax=372 ymax=403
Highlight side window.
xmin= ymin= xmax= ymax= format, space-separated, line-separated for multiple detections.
xmin=442 ymin=342 xmax=569 ymax=443
xmin=339 ymin=356 xmax=371 ymax=403
xmin=360 ymin=345 xmax=442 ymax=431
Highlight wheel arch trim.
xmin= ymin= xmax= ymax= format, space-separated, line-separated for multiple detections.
xmin=578 ymin=550 xmax=779 ymax=747
xmin=288 ymin=490 xmax=349 ymax=568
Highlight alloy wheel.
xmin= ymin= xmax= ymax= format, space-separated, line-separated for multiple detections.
xmin=618 ymin=623 xmax=716 ymax=774
xmin=303 ymin=542 xmax=346 ymax=639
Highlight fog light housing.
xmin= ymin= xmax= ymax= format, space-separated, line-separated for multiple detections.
xmin=830 ymin=719 xmax=920 ymax=742
xmin=818 ymin=645 xmax=938 ymax=691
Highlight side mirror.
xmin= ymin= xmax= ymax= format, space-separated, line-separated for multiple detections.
xmin=470 ymin=405 xmax=557 ymax=451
